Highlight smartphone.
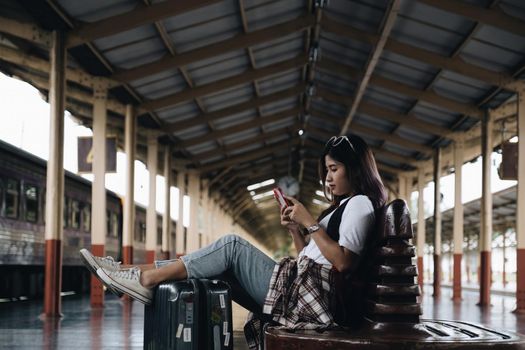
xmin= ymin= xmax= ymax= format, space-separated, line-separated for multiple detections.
xmin=273 ymin=187 xmax=291 ymax=209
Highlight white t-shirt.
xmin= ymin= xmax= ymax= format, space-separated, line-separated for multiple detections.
xmin=298 ymin=195 xmax=375 ymax=266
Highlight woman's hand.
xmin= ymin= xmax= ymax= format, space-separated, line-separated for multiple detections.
xmin=283 ymin=196 xmax=316 ymax=228
xmin=280 ymin=205 xmax=301 ymax=235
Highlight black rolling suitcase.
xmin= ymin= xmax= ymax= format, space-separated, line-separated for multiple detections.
xmin=200 ymin=279 xmax=233 ymax=350
xmin=143 ymin=279 xmax=233 ymax=350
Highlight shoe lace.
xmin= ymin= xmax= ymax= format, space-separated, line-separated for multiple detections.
xmin=112 ymin=267 xmax=140 ymax=281
xmin=96 ymin=256 xmax=122 ymax=269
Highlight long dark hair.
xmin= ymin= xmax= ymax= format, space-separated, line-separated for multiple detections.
xmin=318 ymin=134 xmax=387 ymax=221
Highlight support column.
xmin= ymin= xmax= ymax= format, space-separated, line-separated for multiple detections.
xmin=398 ymin=175 xmax=407 ymax=201
xmin=145 ymin=133 xmax=158 ymax=264
xmin=516 ymin=88 xmax=525 ymax=312
xmin=201 ymin=180 xmax=210 ymax=246
xmin=176 ymin=172 xmax=185 ymax=257
xmin=90 ymin=79 xmax=108 ymax=307
xmin=122 ymin=105 xmax=135 ymax=266
xmin=453 ymin=139 xmax=464 ymax=302
xmin=416 ymin=168 xmax=425 ymax=291
xmin=43 ymin=31 xmax=66 ymax=317
xmin=187 ymin=173 xmax=200 ymax=252
xmin=479 ymin=111 xmax=493 ymax=306
xmin=433 ymin=148 xmax=442 ymax=298
xmin=161 ymin=145 xmax=172 ymax=260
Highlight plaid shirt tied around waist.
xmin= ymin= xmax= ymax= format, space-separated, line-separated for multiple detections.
xmin=244 ymin=255 xmax=337 ymax=349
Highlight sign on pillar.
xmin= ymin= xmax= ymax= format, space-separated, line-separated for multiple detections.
xmin=145 ymin=132 xmax=158 ymax=264
xmin=90 ymin=78 xmax=108 ymax=307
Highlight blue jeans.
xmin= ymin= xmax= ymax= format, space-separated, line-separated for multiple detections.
xmin=155 ymin=234 xmax=276 ymax=312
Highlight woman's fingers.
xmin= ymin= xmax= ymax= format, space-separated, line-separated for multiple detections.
xmin=284 ymin=195 xmax=298 ymax=204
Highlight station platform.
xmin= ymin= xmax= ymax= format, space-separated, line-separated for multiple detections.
xmin=1 ymin=285 xmax=524 ymax=349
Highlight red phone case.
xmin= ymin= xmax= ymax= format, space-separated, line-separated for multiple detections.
xmin=273 ymin=187 xmax=291 ymax=208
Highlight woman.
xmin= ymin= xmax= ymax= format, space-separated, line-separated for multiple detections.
xmin=80 ymin=134 xmax=386 ymax=334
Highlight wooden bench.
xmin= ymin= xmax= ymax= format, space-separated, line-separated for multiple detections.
xmin=264 ymin=199 xmax=525 ymax=349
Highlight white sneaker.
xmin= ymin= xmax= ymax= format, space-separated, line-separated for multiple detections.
xmin=79 ymin=249 xmax=123 ymax=296
xmin=97 ymin=267 xmax=153 ymax=305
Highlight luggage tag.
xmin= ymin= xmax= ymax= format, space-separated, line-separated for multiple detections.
xmin=183 ymin=328 xmax=191 ymax=342
xmin=176 ymin=324 xmax=184 ymax=338
xmin=219 ymin=294 xmax=225 ymax=308
xmin=224 ymin=332 xmax=231 ymax=347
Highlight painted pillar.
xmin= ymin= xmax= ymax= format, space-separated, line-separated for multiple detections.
xmin=176 ymin=172 xmax=185 ymax=257
xmin=453 ymin=139 xmax=464 ymax=302
xmin=416 ymin=168 xmax=425 ymax=291
xmin=122 ymin=105 xmax=135 ymax=266
xmin=162 ymin=145 xmax=172 ymax=260
xmin=187 ymin=173 xmax=200 ymax=252
xmin=43 ymin=31 xmax=66 ymax=317
xmin=433 ymin=148 xmax=442 ymax=298
xmin=145 ymin=133 xmax=158 ymax=264
xmin=90 ymin=78 xmax=108 ymax=306
xmin=398 ymin=175 xmax=407 ymax=201
xmin=516 ymin=88 xmax=525 ymax=312
xmin=201 ymin=179 xmax=210 ymax=246
xmin=479 ymin=111 xmax=493 ymax=306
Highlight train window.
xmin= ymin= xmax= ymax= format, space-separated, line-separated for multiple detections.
xmin=63 ymin=197 xmax=70 ymax=228
xmin=24 ymin=184 xmax=38 ymax=222
xmin=110 ymin=212 xmax=119 ymax=238
xmin=0 ymin=179 xmax=4 ymax=217
xmin=135 ymin=221 xmax=146 ymax=243
xmin=6 ymin=178 xmax=19 ymax=219
xmin=70 ymin=200 xmax=80 ymax=229
xmin=82 ymin=204 xmax=91 ymax=232
xmin=106 ymin=210 xmax=110 ymax=237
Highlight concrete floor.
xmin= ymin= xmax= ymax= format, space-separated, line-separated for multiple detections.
xmin=1 ymin=286 xmax=524 ymax=349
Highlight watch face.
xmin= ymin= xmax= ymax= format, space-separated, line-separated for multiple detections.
xmin=278 ymin=175 xmax=300 ymax=196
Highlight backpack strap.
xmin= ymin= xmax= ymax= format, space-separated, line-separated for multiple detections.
xmin=325 ymin=196 xmax=354 ymax=242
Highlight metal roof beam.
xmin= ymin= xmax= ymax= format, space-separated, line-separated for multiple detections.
xmin=322 ymin=16 xmax=519 ymax=91
xmin=310 ymin=108 xmax=433 ymax=154
xmin=0 ymin=16 xmax=52 ymax=47
xmin=178 ymin=108 xmax=300 ymax=148
xmin=418 ymin=0 xmax=525 ymax=38
xmin=165 ymin=84 xmax=304 ymax=133
xmin=191 ymin=127 xmax=293 ymax=162
xmin=318 ymin=58 xmax=483 ymax=119
xmin=140 ymin=55 xmax=307 ymax=111
xmin=340 ymin=0 xmax=401 ymax=134
xmin=67 ymin=0 xmax=223 ymax=48
xmin=197 ymin=139 xmax=300 ymax=174
xmin=0 ymin=45 xmax=118 ymax=89
xmin=113 ymin=15 xmax=314 ymax=83
xmin=316 ymin=87 xmax=459 ymax=140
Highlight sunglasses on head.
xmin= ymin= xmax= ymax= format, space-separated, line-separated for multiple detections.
xmin=326 ymin=136 xmax=355 ymax=152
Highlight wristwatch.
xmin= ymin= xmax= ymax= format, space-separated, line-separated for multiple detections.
xmin=306 ymin=223 xmax=321 ymax=235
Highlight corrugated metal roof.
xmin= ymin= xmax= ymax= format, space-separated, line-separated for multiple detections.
xmin=0 ymin=0 xmax=523 ymax=249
